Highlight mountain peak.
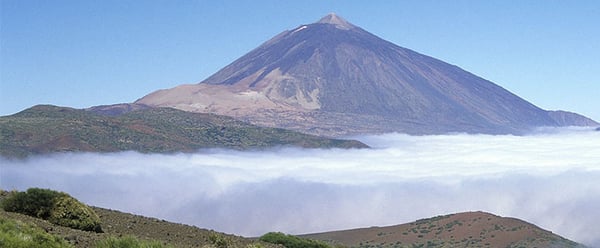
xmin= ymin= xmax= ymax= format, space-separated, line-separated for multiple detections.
xmin=137 ymin=14 xmax=597 ymax=136
xmin=316 ymin=13 xmax=355 ymax=29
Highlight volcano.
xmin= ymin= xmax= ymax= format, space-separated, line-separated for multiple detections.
xmin=137 ymin=13 xmax=596 ymax=136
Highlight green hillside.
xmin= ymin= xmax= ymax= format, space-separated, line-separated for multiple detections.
xmin=0 ymin=105 xmax=367 ymax=158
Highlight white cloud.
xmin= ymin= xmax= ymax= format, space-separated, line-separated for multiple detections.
xmin=1 ymin=129 xmax=599 ymax=246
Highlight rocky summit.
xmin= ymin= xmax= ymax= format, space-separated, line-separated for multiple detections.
xmin=137 ymin=13 xmax=597 ymax=136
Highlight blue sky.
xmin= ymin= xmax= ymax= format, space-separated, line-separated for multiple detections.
xmin=1 ymin=0 xmax=599 ymax=121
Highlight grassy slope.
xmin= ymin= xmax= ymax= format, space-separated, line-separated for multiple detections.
xmin=0 ymin=189 xmax=277 ymax=248
xmin=0 ymin=189 xmax=272 ymax=248
xmin=301 ymin=211 xmax=584 ymax=248
xmin=0 ymin=207 xmax=277 ymax=248
xmin=0 ymin=105 xmax=367 ymax=158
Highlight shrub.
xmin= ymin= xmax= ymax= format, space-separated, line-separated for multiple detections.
xmin=209 ymin=231 xmax=232 ymax=248
xmin=1 ymin=188 xmax=102 ymax=232
xmin=246 ymin=243 xmax=265 ymax=248
xmin=95 ymin=236 xmax=171 ymax=248
xmin=48 ymin=194 xmax=102 ymax=232
xmin=1 ymin=188 xmax=62 ymax=219
xmin=259 ymin=232 xmax=330 ymax=248
xmin=0 ymin=216 xmax=73 ymax=248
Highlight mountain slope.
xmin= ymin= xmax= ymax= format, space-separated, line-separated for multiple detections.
xmin=137 ymin=13 xmax=597 ymax=136
xmin=0 ymin=104 xmax=367 ymax=158
xmin=301 ymin=211 xmax=584 ymax=248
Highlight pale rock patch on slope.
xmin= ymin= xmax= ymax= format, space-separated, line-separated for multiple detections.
xmin=137 ymin=67 xmax=321 ymax=120
xmin=258 ymin=68 xmax=321 ymax=110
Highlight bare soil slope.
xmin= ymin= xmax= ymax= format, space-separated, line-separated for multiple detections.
xmin=0 ymin=206 xmax=276 ymax=248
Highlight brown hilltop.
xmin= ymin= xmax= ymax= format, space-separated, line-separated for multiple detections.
xmin=137 ymin=14 xmax=597 ymax=136
xmin=301 ymin=211 xmax=584 ymax=248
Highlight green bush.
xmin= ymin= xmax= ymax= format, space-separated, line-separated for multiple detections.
xmin=259 ymin=232 xmax=330 ymax=248
xmin=209 ymin=231 xmax=232 ymax=248
xmin=95 ymin=236 xmax=172 ymax=248
xmin=1 ymin=188 xmax=102 ymax=232
xmin=0 ymin=216 xmax=73 ymax=248
xmin=48 ymin=193 xmax=103 ymax=232
xmin=1 ymin=188 xmax=61 ymax=219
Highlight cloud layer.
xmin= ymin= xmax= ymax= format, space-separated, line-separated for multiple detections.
xmin=2 ymin=129 xmax=600 ymax=246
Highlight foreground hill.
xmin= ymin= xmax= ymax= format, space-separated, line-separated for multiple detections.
xmin=0 ymin=104 xmax=367 ymax=158
xmin=0 ymin=189 xmax=584 ymax=247
xmin=137 ymin=13 xmax=597 ymax=136
xmin=1 ymin=205 xmax=584 ymax=248
xmin=302 ymin=211 xmax=584 ymax=248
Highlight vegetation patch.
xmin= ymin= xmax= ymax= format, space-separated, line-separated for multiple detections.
xmin=208 ymin=231 xmax=234 ymax=248
xmin=1 ymin=188 xmax=102 ymax=232
xmin=259 ymin=232 xmax=331 ymax=248
xmin=0 ymin=216 xmax=73 ymax=248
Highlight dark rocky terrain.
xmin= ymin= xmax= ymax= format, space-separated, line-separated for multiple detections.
xmin=0 ymin=104 xmax=367 ymax=158
xmin=137 ymin=13 xmax=597 ymax=136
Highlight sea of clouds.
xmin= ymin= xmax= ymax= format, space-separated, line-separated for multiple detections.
xmin=1 ymin=127 xmax=599 ymax=246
